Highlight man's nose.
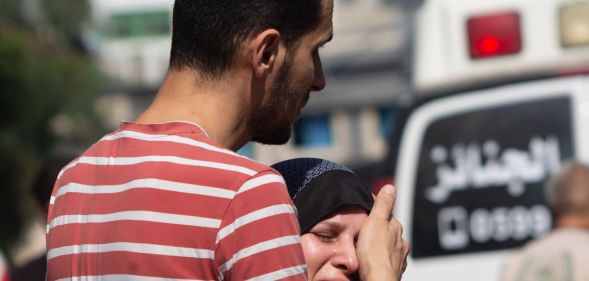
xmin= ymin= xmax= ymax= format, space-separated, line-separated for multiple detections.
xmin=311 ymin=57 xmax=326 ymax=91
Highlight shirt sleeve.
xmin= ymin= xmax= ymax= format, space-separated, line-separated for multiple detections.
xmin=214 ymin=170 xmax=307 ymax=281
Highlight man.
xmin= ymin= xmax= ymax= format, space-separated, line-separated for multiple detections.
xmin=502 ymin=162 xmax=589 ymax=281
xmin=46 ymin=0 xmax=408 ymax=280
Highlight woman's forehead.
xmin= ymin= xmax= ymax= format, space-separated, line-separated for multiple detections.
xmin=316 ymin=205 xmax=368 ymax=226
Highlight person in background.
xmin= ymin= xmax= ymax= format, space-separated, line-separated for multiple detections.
xmin=273 ymin=158 xmax=410 ymax=281
xmin=502 ymin=161 xmax=589 ymax=281
xmin=10 ymin=154 xmax=73 ymax=281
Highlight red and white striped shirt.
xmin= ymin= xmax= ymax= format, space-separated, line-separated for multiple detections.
xmin=46 ymin=121 xmax=306 ymax=281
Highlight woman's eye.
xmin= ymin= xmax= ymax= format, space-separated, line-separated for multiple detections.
xmin=312 ymin=232 xmax=335 ymax=242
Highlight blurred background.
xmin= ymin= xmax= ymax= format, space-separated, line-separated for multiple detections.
xmin=2 ymin=0 xmax=589 ymax=280
xmin=1 ymin=0 xmax=106 ymax=270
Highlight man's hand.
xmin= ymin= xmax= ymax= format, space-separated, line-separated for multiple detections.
xmin=356 ymin=184 xmax=410 ymax=281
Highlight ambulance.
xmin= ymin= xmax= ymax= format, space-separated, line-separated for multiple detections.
xmin=391 ymin=0 xmax=589 ymax=280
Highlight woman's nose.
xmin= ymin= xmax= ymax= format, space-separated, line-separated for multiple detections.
xmin=330 ymin=242 xmax=359 ymax=275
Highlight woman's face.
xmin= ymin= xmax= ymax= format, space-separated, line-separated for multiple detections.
xmin=301 ymin=205 xmax=368 ymax=281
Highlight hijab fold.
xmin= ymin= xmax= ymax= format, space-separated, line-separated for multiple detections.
xmin=272 ymin=158 xmax=374 ymax=233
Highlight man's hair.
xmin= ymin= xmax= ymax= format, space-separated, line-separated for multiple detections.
xmin=169 ymin=0 xmax=322 ymax=78
xmin=545 ymin=161 xmax=589 ymax=218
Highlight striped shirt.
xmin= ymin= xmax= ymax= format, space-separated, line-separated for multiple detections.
xmin=46 ymin=121 xmax=307 ymax=281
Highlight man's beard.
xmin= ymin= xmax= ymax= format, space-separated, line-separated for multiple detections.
xmin=251 ymin=54 xmax=301 ymax=145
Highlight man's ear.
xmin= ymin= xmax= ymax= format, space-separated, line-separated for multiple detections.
xmin=250 ymin=29 xmax=281 ymax=78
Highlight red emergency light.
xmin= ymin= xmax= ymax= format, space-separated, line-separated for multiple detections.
xmin=467 ymin=11 xmax=522 ymax=59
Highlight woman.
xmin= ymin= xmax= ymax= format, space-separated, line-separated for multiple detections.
xmin=272 ymin=158 xmax=409 ymax=281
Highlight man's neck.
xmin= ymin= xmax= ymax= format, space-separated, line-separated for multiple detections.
xmin=135 ymin=69 xmax=254 ymax=151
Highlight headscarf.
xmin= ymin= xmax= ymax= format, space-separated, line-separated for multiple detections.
xmin=272 ymin=158 xmax=374 ymax=233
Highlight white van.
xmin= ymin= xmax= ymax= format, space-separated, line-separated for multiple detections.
xmin=412 ymin=0 xmax=589 ymax=93
xmin=391 ymin=0 xmax=589 ymax=280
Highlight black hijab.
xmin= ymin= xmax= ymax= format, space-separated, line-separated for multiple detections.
xmin=272 ymin=158 xmax=374 ymax=233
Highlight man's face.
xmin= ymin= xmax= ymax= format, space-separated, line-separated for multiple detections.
xmin=251 ymin=52 xmax=299 ymax=144
xmin=251 ymin=0 xmax=334 ymax=145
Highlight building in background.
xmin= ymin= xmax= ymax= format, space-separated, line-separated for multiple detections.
xmin=90 ymin=0 xmax=172 ymax=89
xmin=89 ymin=0 xmax=408 ymax=167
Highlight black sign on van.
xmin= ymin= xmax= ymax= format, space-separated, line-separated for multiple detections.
xmin=411 ymin=95 xmax=574 ymax=259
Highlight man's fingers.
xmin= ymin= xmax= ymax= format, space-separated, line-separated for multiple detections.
xmin=370 ymin=184 xmax=397 ymax=220
xmin=400 ymin=240 xmax=410 ymax=276
xmin=389 ymin=218 xmax=404 ymax=243
xmin=403 ymin=240 xmax=411 ymax=257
